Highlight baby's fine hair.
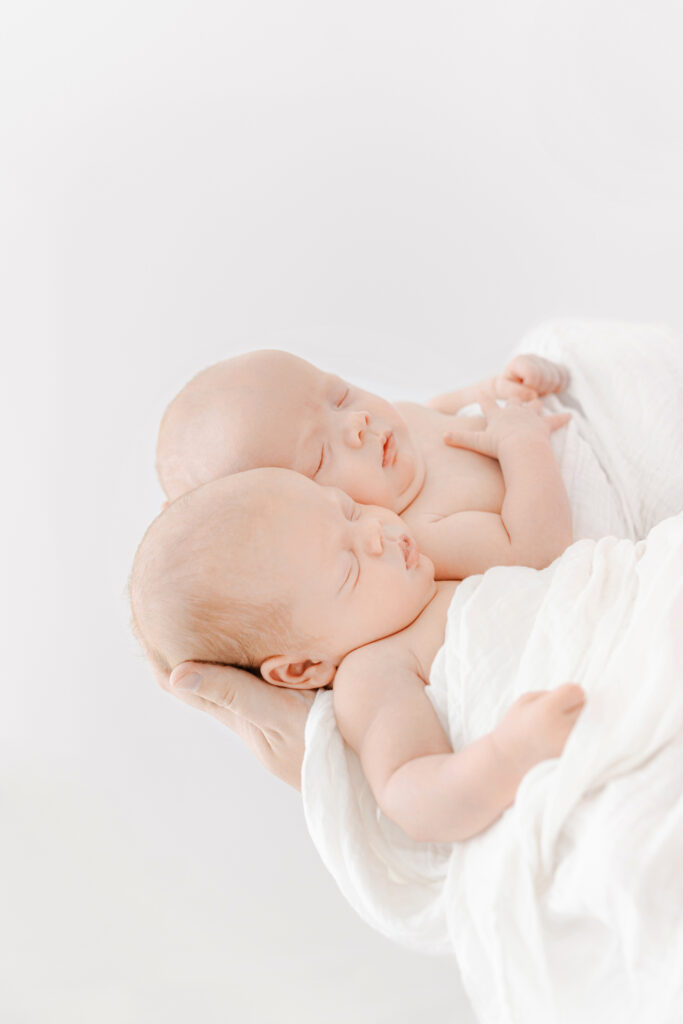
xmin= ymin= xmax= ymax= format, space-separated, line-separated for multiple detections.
xmin=155 ymin=350 xmax=305 ymax=501
xmin=129 ymin=472 xmax=295 ymax=675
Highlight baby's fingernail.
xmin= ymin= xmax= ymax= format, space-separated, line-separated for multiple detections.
xmin=172 ymin=671 xmax=202 ymax=691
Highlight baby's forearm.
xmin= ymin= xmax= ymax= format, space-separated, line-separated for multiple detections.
xmin=498 ymin=434 xmax=573 ymax=568
xmin=378 ymin=732 xmax=521 ymax=843
xmin=427 ymin=379 xmax=494 ymax=415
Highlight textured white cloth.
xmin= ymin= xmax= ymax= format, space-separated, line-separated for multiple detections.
xmin=515 ymin=319 xmax=683 ymax=541
xmin=302 ymin=322 xmax=683 ymax=1023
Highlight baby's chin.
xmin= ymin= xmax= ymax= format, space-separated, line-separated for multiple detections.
xmin=393 ymin=450 xmax=426 ymax=513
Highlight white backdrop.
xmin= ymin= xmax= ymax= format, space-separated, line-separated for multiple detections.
xmin=4 ymin=1 xmax=683 ymax=1021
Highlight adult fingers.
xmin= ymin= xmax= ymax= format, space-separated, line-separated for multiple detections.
xmin=170 ymin=661 xmax=314 ymax=730
xmin=169 ymin=662 xmax=313 ymax=789
xmin=149 ymin=658 xmax=171 ymax=693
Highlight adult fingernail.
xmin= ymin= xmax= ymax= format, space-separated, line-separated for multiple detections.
xmin=172 ymin=671 xmax=202 ymax=692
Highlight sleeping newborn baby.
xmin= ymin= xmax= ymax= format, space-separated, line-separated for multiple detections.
xmin=130 ymin=466 xmax=585 ymax=842
xmin=156 ymin=350 xmax=572 ymax=579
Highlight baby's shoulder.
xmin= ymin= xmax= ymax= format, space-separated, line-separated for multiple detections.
xmin=395 ymin=399 xmax=435 ymax=429
xmin=333 ymin=635 xmax=422 ymax=734
xmin=394 ymin=398 xmax=426 ymax=415
xmin=335 ymin=634 xmax=413 ymax=691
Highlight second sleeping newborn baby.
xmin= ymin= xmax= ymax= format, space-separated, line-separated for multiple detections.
xmin=156 ymin=350 xmax=573 ymax=579
xmin=131 ymin=467 xmax=585 ymax=842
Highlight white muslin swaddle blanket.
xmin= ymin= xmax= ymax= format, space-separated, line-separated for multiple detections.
xmin=515 ymin=318 xmax=683 ymax=541
xmin=302 ymin=321 xmax=683 ymax=1023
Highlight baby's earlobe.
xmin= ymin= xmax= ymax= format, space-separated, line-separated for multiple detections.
xmin=261 ymin=655 xmax=336 ymax=690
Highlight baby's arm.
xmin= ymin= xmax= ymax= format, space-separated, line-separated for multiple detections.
xmin=416 ymin=396 xmax=573 ymax=578
xmin=334 ymin=647 xmax=585 ymax=843
xmin=427 ymin=354 xmax=569 ymax=414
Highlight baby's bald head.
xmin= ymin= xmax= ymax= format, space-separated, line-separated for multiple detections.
xmin=156 ymin=350 xmax=323 ymax=501
xmin=129 ymin=470 xmax=296 ymax=674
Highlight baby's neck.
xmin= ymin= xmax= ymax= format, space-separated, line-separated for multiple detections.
xmin=393 ymin=579 xmax=460 ymax=681
xmin=393 ymin=401 xmax=431 ymax=513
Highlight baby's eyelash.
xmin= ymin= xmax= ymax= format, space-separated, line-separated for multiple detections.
xmin=337 ymin=388 xmax=349 ymax=407
xmin=343 ymin=554 xmax=360 ymax=589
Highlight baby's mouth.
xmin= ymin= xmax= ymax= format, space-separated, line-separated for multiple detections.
xmin=399 ymin=533 xmax=419 ymax=569
xmin=382 ymin=431 xmax=397 ymax=468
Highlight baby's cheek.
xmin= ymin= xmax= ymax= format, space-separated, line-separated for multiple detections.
xmin=338 ymin=464 xmax=384 ymax=506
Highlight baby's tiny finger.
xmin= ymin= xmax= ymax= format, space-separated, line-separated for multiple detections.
xmin=443 ymin=430 xmax=470 ymax=448
xmin=554 ymin=682 xmax=586 ymax=712
xmin=498 ymin=378 xmax=538 ymax=403
xmin=443 ymin=430 xmax=486 ymax=456
xmin=545 ymin=412 xmax=571 ymax=431
xmin=556 ymin=365 xmax=570 ymax=392
xmin=474 ymin=389 xmax=498 ymax=414
xmin=518 ymin=690 xmax=548 ymax=703
xmin=520 ymin=386 xmax=539 ymax=402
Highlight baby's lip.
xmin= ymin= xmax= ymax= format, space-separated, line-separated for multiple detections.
xmin=398 ymin=533 xmax=419 ymax=569
xmin=381 ymin=431 xmax=397 ymax=468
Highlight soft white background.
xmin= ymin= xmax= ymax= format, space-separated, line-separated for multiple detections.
xmin=3 ymin=1 xmax=683 ymax=1021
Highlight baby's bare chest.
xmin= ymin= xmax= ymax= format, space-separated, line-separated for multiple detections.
xmin=399 ymin=405 xmax=505 ymax=522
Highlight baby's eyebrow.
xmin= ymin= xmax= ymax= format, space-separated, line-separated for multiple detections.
xmin=339 ymin=492 xmax=355 ymax=517
xmin=330 ymin=374 xmax=348 ymax=396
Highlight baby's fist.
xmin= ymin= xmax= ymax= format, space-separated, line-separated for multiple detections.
xmin=497 ymin=354 xmax=570 ymax=401
xmin=493 ymin=683 xmax=586 ymax=779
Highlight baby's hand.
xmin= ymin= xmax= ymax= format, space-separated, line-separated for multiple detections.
xmin=443 ymin=393 xmax=570 ymax=459
xmin=493 ymin=683 xmax=586 ymax=778
xmin=496 ymin=354 xmax=570 ymax=401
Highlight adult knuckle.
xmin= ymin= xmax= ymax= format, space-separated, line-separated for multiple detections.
xmin=219 ymin=682 xmax=239 ymax=709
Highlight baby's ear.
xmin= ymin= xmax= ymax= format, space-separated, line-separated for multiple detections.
xmin=261 ymin=655 xmax=336 ymax=690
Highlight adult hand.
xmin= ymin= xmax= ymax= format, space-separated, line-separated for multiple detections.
xmin=149 ymin=659 xmax=315 ymax=790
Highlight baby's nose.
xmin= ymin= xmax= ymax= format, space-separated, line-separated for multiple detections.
xmin=344 ymin=410 xmax=370 ymax=447
xmin=364 ymin=519 xmax=384 ymax=556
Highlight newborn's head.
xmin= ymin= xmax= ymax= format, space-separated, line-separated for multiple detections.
xmin=130 ymin=468 xmax=293 ymax=676
xmin=156 ymin=350 xmax=425 ymax=512
xmin=130 ymin=468 xmax=436 ymax=688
